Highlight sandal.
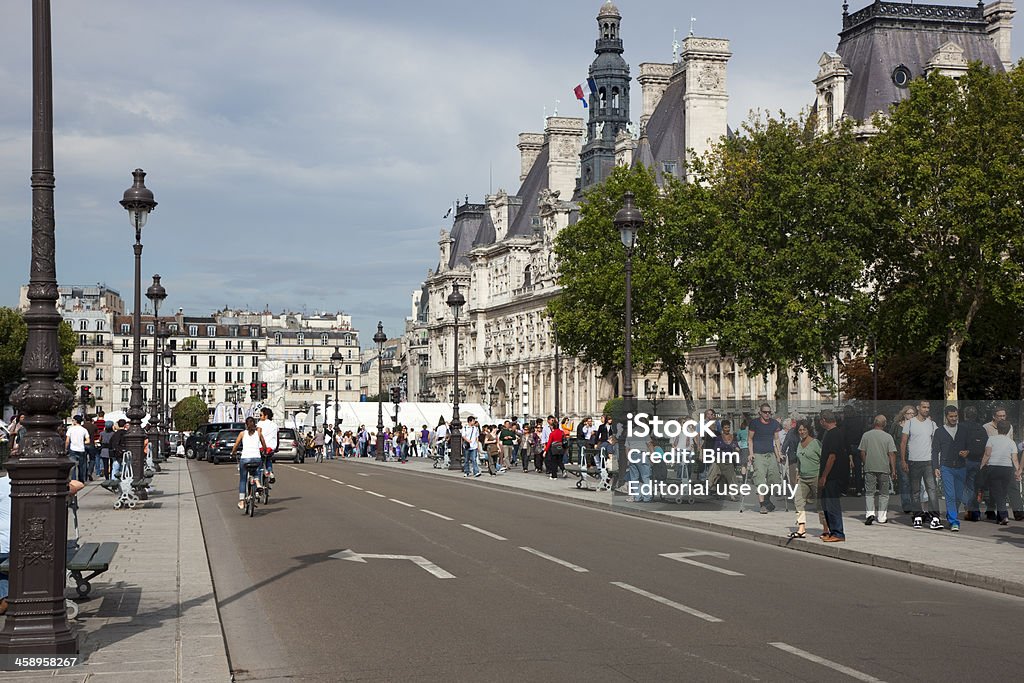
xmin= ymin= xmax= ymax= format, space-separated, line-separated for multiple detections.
xmin=238 ymin=501 xmax=245 ymax=510
xmin=788 ymin=531 xmax=807 ymax=539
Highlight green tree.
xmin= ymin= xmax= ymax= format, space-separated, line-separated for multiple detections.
xmin=549 ymin=165 xmax=710 ymax=409
xmin=869 ymin=63 xmax=1024 ymax=401
xmin=690 ymin=113 xmax=874 ymax=408
xmin=172 ymin=395 xmax=209 ymax=432
xmin=0 ymin=307 xmax=79 ymax=403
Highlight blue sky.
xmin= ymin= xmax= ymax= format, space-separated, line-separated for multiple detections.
xmin=1 ymin=1 xmax=1019 ymax=344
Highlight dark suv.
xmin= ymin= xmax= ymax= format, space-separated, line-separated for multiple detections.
xmin=186 ymin=422 xmax=244 ymax=459
xmin=209 ymin=428 xmax=244 ymax=465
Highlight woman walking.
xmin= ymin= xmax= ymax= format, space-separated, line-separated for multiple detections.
xmin=891 ymin=405 xmax=916 ymax=513
xmin=791 ymin=419 xmax=827 ymax=539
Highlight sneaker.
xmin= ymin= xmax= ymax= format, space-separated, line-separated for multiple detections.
xmin=877 ymin=513 xmax=888 ymax=524
xmin=268 ymin=473 xmax=276 ymax=483
xmin=474 ymin=472 xmax=482 ymax=478
xmin=864 ymin=515 xmax=875 ymax=525
xmin=950 ymin=524 xmax=960 ymax=532
xmin=929 ymin=517 xmax=944 ymax=530
xmin=913 ymin=516 xmax=923 ymax=529
xmin=759 ymin=505 xmax=769 ymax=514
xmin=463 ymin=473 xmax=469 ymax=478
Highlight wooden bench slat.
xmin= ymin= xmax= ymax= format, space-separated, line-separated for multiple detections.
xmin=67 ymin=543 xmax=100 ymax=570
xmin=88 ymin=542 xmax=118 ymax=569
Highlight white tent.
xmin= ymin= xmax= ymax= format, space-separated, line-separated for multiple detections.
xmin=291 ymin=402 xmax=496 ymax=433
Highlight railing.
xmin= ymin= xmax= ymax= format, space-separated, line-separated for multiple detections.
xmin=844 ymin=1 xmax=984 ymax=30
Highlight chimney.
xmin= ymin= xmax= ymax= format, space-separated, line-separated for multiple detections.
xmin=985 ymin=0 xmax=1015 ymax=71
xmin=517 ymin=133 xmax=545 ymax=182
xmin=637 ymin=63 xmax=673 ymax=134
xmin=544 ymin=116 xmax=585 ymax=200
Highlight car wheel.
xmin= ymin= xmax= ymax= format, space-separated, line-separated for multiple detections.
xmin=211 ymin=455 xmax=219 ymax=465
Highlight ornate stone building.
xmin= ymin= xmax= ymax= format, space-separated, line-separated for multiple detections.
xmin=407 ymin=0 xmax=1014 ymax=419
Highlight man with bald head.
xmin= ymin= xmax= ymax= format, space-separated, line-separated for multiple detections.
xmin=859 ymin=414 xmax=897 ymax=525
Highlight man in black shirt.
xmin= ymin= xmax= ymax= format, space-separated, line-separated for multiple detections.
xmin=819 ymin=410 xmax=847 ymax=542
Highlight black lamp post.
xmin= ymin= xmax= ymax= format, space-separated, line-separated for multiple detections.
xmin=447 ymin=283 xmax=466 ymax=470
xmin=552 ymin=321 xmax=560 ymax=422
xmin=485 ymin=385 xmax=497 ymax=416
xmin=0 ymin=0 xmax=78 ymax=654
xmin=146 ymin=274 xmax=166 ymax=461
xmin=649 ymin=385 xmax=667 ymax=417
xmin=121 ymin=169 xmax=157 ymax=495
xmin=162 ymin=343 xmax=173 ymax=434
xmin=373 ymin=322 xmax=387 ymax=461
xmin=614 ymin=192 xmax=642 ymax=480
xmin=331 ymin=346 xmax=342 ymax=433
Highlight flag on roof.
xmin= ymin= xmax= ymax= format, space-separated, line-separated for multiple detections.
xmin=587 ymin=77 xmax=598 ymax=94
xmin=573 ymin=84 xmax=588 ymax=108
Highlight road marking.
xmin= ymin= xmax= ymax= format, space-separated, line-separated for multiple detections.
xmin=357 ymin=473 xmax=370 ymax=477
xmin=365 ymin=490 xmax=386 ymax=498
xmin=519 ymin=547 xmax=588 ymax=572
xmin=317 ymin=474 xmax=330 ymax=479
xmin=331 ymin=549 xmax=455 ymax=579
xmin=769 ymin=642 xmax=885 ymax=682
xmin=461 ymin=524 xmax=507 ymax=541
xmin=420 ymin=509 xmax=454 ymax=521
xmin=347 ymin=485 xmax=363 ymax=491
xmin=390 ymin=498 xmax=416 ymax=508
xmin=660 ymin=550 xmax=744 ymax=576
xmin=611 ymin=582 xmax=722 ymax=623
xmin=330 ymin=479 xmax=345 ymax=485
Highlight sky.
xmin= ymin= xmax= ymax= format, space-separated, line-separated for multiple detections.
xmin=1 ymin=1 xmax=1020 ymax=346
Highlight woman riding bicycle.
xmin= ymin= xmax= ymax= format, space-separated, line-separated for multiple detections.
xmin=230 ymin=417 xmax=267 ymax=510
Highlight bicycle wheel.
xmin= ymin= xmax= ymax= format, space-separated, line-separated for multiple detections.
xmin=244 ymin=479 xmax=255 ymax=516
xmin=262 ymin=478 xmax=270 ymax=505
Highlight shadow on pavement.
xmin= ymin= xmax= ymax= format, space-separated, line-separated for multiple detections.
xmin=216 ymin=549 xmax=346 ymax=610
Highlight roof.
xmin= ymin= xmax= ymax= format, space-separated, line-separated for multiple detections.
xmin=472 ymin=207 xmax=496 ymax=248
xmin=447 ymin=203 xmax=489 ymax=269
xmin=633 ymin=75 xmax=687 ymax=184
xmin=597 ymin=1 xmax=620 ymax=19
xmin=507 ymin=143 xmax=550 ymax=238
xmin=837 ymin=1 xmax=1005 ymax=121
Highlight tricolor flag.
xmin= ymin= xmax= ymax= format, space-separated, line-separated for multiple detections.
xmin=574 ymin=84 xmax=588 ymax=108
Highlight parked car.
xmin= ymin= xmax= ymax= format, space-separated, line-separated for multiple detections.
xmin=196 ymin=431 xmax=220 ymax=462
xmin=272 ymin=427 xmax=304 ymax=463
xmin=209 ymin=428 xmax=244 ymax=465
xmin=186 ymin=422 xmax=243 ymax=459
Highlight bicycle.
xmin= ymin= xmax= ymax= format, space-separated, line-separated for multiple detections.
xmin=260 ymin=453 xmax=272 ymax=506
xmin=242 ymin=461 xmax=262 ymax=517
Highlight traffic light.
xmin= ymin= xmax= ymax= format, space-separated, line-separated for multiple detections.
xmin=260 ymin=382 xmax=268 ymax=400
xmin=389 ymin=386 xmax=401 ymax=404
xmin=250 ymin=382 xmax=258 ymax=400
xmin=80 ymin=385 xmax=91 ymax=401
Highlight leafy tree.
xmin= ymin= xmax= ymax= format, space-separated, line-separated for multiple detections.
xmin=868 ymin=63 xmax=1024 ymax=401
xmin=690 ymin=113 xmax=874 ymax=411
xmin=0 ymin=307 xmax=78 ymax=404
xmin=172 ymin=395 xmax=209 ymax=432
xmin=549 ymin=165 xmax=710 ymax=410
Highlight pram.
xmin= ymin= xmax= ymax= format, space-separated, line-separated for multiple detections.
xmin=564 ymin=446 xmax=613 ymax=491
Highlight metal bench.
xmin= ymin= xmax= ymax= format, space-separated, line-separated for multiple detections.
xmin=2 ymin=542 xmax=119 ymax=600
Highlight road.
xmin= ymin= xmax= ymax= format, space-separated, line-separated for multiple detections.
xmin=190 ymin=458 xmax=1024 ymax=682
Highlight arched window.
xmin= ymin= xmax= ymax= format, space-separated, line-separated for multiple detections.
xmin=825 ymin=91 xmax=834 ymax=128
xmin=523 ymin=265 xmax=532 ymax=288
xmin=602 ymin=22 xmax=610 ymax=39
xmin=611 ymin=87 xmax=620 ymax=111
xmin=79 ymin=320 xmax=87 ymax=330
xmin=96 ymin=319 xmax=105 ymax=331
xmin=599 ymin=87 xmax=607 ymax=111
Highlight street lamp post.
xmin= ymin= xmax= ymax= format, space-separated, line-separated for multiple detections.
xmin=649 ymin=386 xmax=667 ymax=417
xmin=162 ymin=344 xmax=173 ymax=435
xmin=447 ymin=284 xmax=466 ymax=470
xmin=373 ymin=322 xmax=387 ymax=461
xmin=331 ymin=346 xmax=342 ymax=435
xmin=145 ymin=274 xmax=166 ymax=461
xmin=552 ymin=322 xmax=560 ymax=423
xmin=121 ymin=169 xmax=157 ymax=495
xmin=156 ymin=326 xmax=170 ymax=455
xmin=0 ymin=0 xmax=78 ymax=654
xmin=614 ymin=192 xmax=643 ymax=481
xmin=324 ymin=394 xmax=330 ymax=453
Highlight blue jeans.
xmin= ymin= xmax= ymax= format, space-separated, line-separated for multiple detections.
xmin=964 ymin=461 xmax=981 ymax=513
xmin=898 ymin=463 xmax=912 ymax=511
xmin=463 ymin=448 xmax=480 ymax=476
xmin=822 ymin=480 xmax=845 ymax=538
xmin=627 ymin=461 xmax=652 ymax=501
xmin=942 ymin=465 xmax=968 ymax=526
xmin=238 ymin=459 xmax=264 ymax=494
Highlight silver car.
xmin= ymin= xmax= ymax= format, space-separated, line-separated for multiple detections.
xmin=272 ymin=428 xmax=304 ymax=463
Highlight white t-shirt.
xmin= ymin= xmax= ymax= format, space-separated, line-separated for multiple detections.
xmin=903 ymin=417 xmax=936 ymax=462
xmin=985 ymin=435 xmax=1017 ymax=468
xmin=0 ymin=475 xmax=11 ymax=554
xmin=464 ymin=425 xmax=480 ymax=450
xmin=67 ymin=424 xmax=90 ymax=453
xmin=985 ymin=422 xmax=1015 ymax=441
xmin=257 ymin=419 xmax=279 ymax=451
xmin=435 ymin=424 xmax=448 ymax=442
xmin=240 ymin=430 xmax=262 ymax=460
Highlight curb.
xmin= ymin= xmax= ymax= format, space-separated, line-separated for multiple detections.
xmin=353 ymin=458 xmax=1024 ymax=599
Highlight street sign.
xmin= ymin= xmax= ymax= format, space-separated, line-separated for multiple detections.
xmin=659 ymin=549 xmax=744 ymax=576
xmin=330 ymin=549 xmax=455 ymax=579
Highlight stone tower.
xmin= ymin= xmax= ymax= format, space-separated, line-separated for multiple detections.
xmin=580 ymin=1 xmax=631 ymax=192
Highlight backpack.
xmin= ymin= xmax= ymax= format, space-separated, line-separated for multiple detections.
xmin=550 ymin=437 xmax=565 ymax=458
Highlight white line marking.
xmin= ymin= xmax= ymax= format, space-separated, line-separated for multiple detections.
xmin=365 ymin=491 xmax=386 ymax=498
xmin=331 ymin=550 xmax=455 ymax=579
xmin=420 ymin=509 xmax=454 ymax=521
xmin=347 ymin=485 xmax=363 ymax=491
xmin=769 ymin=642 xmax=885 ymax=682
xmin=330 ymin=479 xmax=345 ymax=485
xmin=390 ymin=498 xmax=416 ymax=508
xmin=461 ymin=524 xmax=507 ymax=541
xmin=357 ymin=473 xmax=370 ymax=477
xmin=660 ymin=551 xmax=745 ymax=576
xmin=519 ymin=547 xmax=588 ymax=572
xmin=611 ymin=582 xmax=722 ymax=623
xmin=317 ymin=474 xmax=330 ymax=479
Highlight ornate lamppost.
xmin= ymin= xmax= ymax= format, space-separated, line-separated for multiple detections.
xmin=0 ymin=0 xmax=77 ymax=654
xmin=373 ymin=322 xmax=387 ymax=461
xmin=162 ymin=343 xmax=174 ymax=435
xmin=331 ymin=346 xmax=342 ymax=433
xmin=614 ymin=192 xmax=642 ymax=479
xmin=145 ymin=274 xmax=166 ymax=461
xmin=447 ymin=283 xmax=465 ymax=470
xmin=649 ymin=385 xmax=667 ymax=417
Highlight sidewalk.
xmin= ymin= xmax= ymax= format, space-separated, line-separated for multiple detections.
xmin=0 ymin=458 xmax=230 ymax=682
xmin=357 ymin=456 xmax=1024 ymax=598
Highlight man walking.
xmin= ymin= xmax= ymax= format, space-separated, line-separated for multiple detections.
xmin=932 ymin=405 xmax=970 ymax=531
xmin=900 ymin=400 xmax=942 ymax=530
xmin=462 ymin=416 xmax=481 ymax=478
xmin=984 ymin=406 xmax=1024 ymax=520
xmin=818 ymin=410 xmax=847 ymax=542
xmin=859 ymin=415 xmax=897 ymax=525
xmin=65 ymin=415 xmax=90 ymax=481
xmin=960 ymin=406 xmax=989 ymax=522
xmin=499 ymin=421 xmax=517 ymax=471
xmin=748 ymin=403 xmax=783 ymax=514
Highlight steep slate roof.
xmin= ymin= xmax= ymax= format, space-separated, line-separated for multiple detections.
xmin=837 ymin=1 xmax=1004 ymax=121
xmin=473 ymin=207 xmax=496 ymax=247
xmin=508 ymin=144 xmax=550 ymax=238
xmin=633 ymin=75 xmax=687 ymax=184
xmin=447 ymin=203 xmax=488 ymax=269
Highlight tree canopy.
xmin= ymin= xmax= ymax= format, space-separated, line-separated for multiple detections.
xmin=0 ymin=307 xmax=79 ymax=406
xmin=171 ymin=395 xmax=209 ymax=432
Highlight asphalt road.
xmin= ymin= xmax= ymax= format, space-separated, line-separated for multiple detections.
xmin=190 ymin=458 xmax=1024 ymax=682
